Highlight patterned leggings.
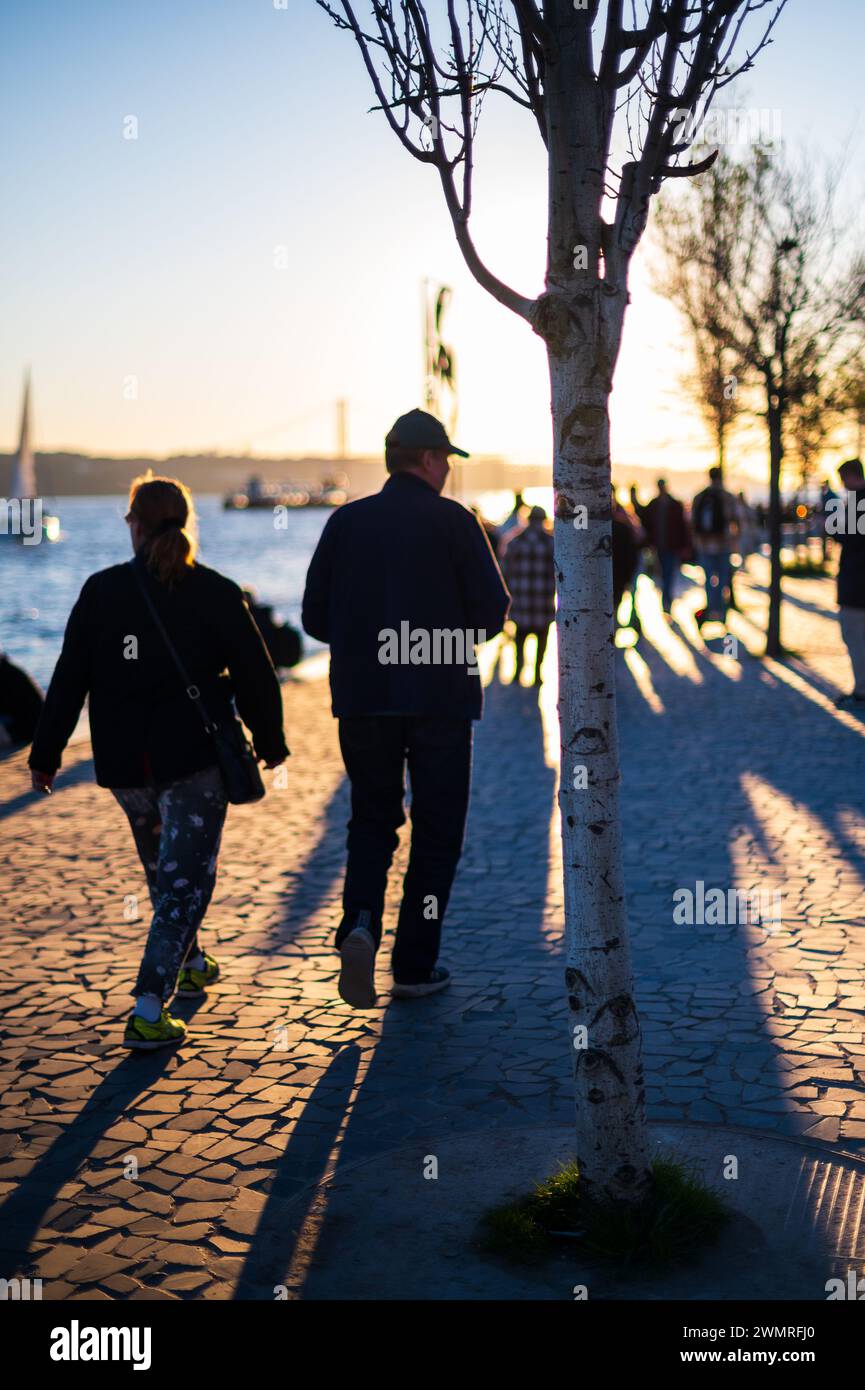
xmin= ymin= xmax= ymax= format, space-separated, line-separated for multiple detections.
xmin=112 ymin=765 xmax=228 ymax=1001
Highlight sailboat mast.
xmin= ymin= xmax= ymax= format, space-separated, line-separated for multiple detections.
xmin=10 ymin=370 xmax=36 ymax=499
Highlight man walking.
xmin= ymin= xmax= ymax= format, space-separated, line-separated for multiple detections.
xmin=691 ymin=467 xmax=739 ymax=627
xmin=502 ymin=504 xmax=556 ymax=685
xmin=302 ymin=409 xmax=510 ymax=1007
xmin=831 ymin=458 xmax=865 ymax=709
xmin=630 ymin=478 xmax=689 ymax=615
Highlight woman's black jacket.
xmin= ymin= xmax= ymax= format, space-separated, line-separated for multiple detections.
xmin=29 ymin=555 xmax=289 ymax=788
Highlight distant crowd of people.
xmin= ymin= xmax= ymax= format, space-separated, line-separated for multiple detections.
xmin=476 ymin=466 xmax=760 ymax=659
xmin=614 ymin=467 xmax=758 ymax=629
xmin=5 ymin=412 xmax=865 ymax=1047
xmin=477 ymin=462 xmax=865 ymax=713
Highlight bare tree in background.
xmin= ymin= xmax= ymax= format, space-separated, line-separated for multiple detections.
xmin=654 ymin=174 xmax=746 ymax=476
xmin=691 ymin=340 xmax=744 ymax=477
xmin=655 ymin=144 xmax=865 ymax=655
xmin=316 ymin=0 xmax=787 ymax=1204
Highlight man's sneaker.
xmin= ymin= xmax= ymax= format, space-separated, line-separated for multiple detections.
xmin=123 ymin=1008 xmax=187 ymax=1051
xmin=392 ymin=966 xmax=451 ymax=999
xmin=176 ymin=953 xmax=220 ymax=998
xmin=338 ymin=918 xmax=378 ymax=1008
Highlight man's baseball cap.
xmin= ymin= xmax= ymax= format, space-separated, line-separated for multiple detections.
xmin=385 ymin=408 xmax=469 ymax=458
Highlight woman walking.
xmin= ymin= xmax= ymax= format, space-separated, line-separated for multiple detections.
xmin=28 ymin=475 xmax=289 ymax=1049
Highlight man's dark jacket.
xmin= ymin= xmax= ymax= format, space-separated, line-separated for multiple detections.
xmin=302 ymin=472 xmax=510 ymax=719
xmin=30 ymin=555 xmax=289 ymax=787
xmin=837 ymin=485 xmax=865 ymax=609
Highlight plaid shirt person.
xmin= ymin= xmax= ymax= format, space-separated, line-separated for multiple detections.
xmin=502 ymin=512 xmax=556 ymax=630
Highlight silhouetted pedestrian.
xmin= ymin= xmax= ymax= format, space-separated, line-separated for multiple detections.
xmin=242 ymin=587 xmax=303 ymax=670
xmin=302 ymin=410 xmax=509 ymax=1007
xmin=496 ymin=490 xmax=526 ymax=551
xmin=0 ymin=650 xmax=43 ymax=748
xmin=631 ymin=478 xmax=689 ymax=614
xmin=831 ymin=458 xmax=865 ymax=709
xmin=612 ymin=489 xmax=641 ymax=628
xmin=29 ymin=475 xmax=288 ymax=1050
xmin=691 ymin=467 xmax=738 ymax=627
xmin=502 ymin=505 xmax=555 ymax=685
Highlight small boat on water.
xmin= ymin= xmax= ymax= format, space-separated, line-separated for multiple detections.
xmin=223 ymin=472 xmax=348 ymax=512
xmin=2 ymin=372 xmax=61 ymax=545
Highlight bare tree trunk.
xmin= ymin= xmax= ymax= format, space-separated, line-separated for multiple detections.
xmin=546 ymin=337 xmax=652 ymax=1205
xmin=539 ymin=3 xmax=651 ymax=1205
xmin=319 ymin=0 xmax=792 ymax=1215
xmin=766 ymin=398 xmax=784 ymax=657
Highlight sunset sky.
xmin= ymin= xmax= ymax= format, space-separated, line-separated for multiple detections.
xmin=2 ymin=0 xmax=864 ymax=479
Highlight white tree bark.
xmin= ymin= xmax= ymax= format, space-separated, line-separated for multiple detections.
xmin=548 ymin=347 xmax=651 ymax=1205
xmin=537 ymin=6 xmax=652 ymax=1203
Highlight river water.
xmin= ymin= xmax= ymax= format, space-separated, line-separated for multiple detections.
xmin=0 ymin=490 xmax=528 ymax=689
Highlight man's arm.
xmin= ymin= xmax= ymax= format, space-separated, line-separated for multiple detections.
xmin=453 ymin=508 xmax=510 ymax=637
xmin=301 ymin=515 xmax=337 ymax=642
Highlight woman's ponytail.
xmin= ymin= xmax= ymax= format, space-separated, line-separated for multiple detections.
xmin=127 ymin=474 xmax=197 ymax=588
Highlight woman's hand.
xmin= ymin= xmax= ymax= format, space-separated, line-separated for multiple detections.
xmin=31 ymin=770 xmax=55 ymax=795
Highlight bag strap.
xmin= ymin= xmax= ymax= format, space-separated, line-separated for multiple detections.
xmin=129 ymin=561 xmax=218 ymax=735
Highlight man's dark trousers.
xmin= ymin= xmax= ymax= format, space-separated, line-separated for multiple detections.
xmin=336 ymin=714 xmax=473 ymax=982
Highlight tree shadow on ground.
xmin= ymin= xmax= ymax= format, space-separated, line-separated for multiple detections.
xmin=289 ymin=678 xmax=559 ymax=1296
xmin=618 ymin=589 xmax=865 ymax=1147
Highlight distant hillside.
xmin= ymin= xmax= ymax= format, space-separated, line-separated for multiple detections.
xmin=0 ymin=450 xmax=550 ymax=498
xmin=0 ymin=451 xmax=381 ymax=498
xmin=0 ymin=448 xmax=771 ymax=502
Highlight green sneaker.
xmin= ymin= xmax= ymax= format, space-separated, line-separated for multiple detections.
xmin=123 ymin=1008 xmax=187 ymax=1051
xmin=176 ymin=953 xmax=220 ymax=998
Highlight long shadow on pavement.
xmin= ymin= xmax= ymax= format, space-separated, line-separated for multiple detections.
xmin=618 ymin=603 xmax=865 ymax=1145
xmin=0 ymin=1052 xmax=174 ymax=1276
xmin=276 ymin=677 xmax=561 ymax=1297
xmin=0 ymin=754 xmax=95 ymax=821
xmin=232 ymin=1043 xmax=361 ymax=1299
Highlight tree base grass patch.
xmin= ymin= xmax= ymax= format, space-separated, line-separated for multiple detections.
xmin=479 ymin=1155 xmax=729 ymax=1270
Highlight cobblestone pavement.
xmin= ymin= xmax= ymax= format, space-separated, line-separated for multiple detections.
xmin=1 ymin=556 xmax=865 ymax=1299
